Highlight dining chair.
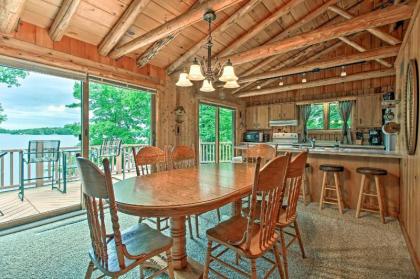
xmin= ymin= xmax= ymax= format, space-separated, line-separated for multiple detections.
xmin=76 ymin=156 xmax=174 ymax=279
xmin=132 ymin=146 xmax=170 ymax=232
xmin=277 ymin=151 xmax=308 ymax=279
xmin=244 ymin=144 xmax=276 ymax=164
xmin=203 ymin=154 xmax=290 ymax=279
xmin=170 ymin=145 xmax=221 ymax=238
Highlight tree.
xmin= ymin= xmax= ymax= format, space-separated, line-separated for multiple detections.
xmin=0 ymin=66 xmax=29 ymax=124
xmin=67 ymin=81 xmax=152 ymax=145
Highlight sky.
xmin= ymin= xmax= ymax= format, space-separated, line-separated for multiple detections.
xmin=0 ymin=71 xmax=81 ymax=129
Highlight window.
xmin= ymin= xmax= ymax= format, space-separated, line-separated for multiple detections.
xmin=307 ymin=102 xmax=351 ymax=130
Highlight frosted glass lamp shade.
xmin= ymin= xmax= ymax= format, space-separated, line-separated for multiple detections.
xmin=176 ymin=72 xmax=193 ymax=87
xmin=224 ymin=80 xmax=240 ymax=88
xmin=188 ymin=63 xmax=205 ymax=81
xmin=200 ymin=79 xmax=215 ymax=92
xmin=219 ymin=60 xmax=238 ymax=82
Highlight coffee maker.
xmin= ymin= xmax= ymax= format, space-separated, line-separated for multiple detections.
xmin=368 ymin=129 xmax=382 ymax=145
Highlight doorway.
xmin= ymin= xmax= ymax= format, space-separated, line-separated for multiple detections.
xmin=198 ymin=103 xmax=235 ymax=163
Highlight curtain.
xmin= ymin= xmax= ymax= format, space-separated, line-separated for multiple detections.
xmin=338 ymin=101 xmax=353 ymax=144
xmin=300 ymin=105 xmax=312 ymax=143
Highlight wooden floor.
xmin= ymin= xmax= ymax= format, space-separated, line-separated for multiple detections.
xmin=0 ymin=173 xmax=136 ymax=228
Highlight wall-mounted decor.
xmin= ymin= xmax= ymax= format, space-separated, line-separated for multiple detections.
xmin=405 ymin=59 xmax=419 ymax=155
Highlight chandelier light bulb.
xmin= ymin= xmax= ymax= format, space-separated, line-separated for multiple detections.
xmin=219 ymin=60 xmax=238 ymax=82
xmin=340 ymin=66 xmax=347 ymax=77
xmin=188 ymin=58 xmax=205 ymax=81
xmin=224 ymin=80 xmax=240 ymax=88
xmin=200 ymin=79 xmax=215 ymax=92
xmin=176 ymin=72 xmax=193 ymax=87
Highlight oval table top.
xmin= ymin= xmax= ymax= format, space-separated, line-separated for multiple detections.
xmin=113 ymin=163 xmax=255 ymax=217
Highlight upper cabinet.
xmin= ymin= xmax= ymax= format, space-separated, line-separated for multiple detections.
xmin=270 ymin=103 xmax=296 ymax=120
xmin=246 ymin=105 xmax=269 ymax=130
xmin=355 ymin=95 xmax=382 ymax=128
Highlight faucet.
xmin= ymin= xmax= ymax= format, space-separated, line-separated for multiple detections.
xmin=309 ymin=137 xmax=316 ymax=149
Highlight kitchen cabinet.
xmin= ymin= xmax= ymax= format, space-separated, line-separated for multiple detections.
xmin=246 ymin=105 xmax=269 ymax=129
xmin=270 ymin=103 xmax=296 ymax=120
xmin=355 ymin=95 xmax=382 ymax=128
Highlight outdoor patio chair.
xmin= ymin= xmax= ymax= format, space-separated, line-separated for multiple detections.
xmin=93 ymin=138 xmax=124 ymax=181
xmin=0 ymin=151 xmax=6 ymax=215
xmin=19 ymin=140 xmax=61 ymax=201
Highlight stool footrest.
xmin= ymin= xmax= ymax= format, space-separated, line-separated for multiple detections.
xmin=323 ymin=201 xmax=339 ymax=205
xmin=325 ymin=187 xmax=338 ymax=191
xmin=362 ymin=193 xmax=378 ymax=197
xmin=360 ymin=208 xmax=380 ymax=213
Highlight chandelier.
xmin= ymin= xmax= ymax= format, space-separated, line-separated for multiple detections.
xmin=176 ymin=9 xmax=239 ymax=92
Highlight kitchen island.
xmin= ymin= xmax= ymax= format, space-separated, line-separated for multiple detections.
xmin=235 ymin=144 xmax=402 ymax=217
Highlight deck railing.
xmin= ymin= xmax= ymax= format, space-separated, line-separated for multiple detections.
xmin=199 ymin=142 xmax=233 ymax=163
xmin=0 ymin=144 xmax=147 ymax=192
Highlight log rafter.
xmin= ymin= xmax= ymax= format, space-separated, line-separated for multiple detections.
xmin=0 ymin=0 xmax=26 ymax=33
xmin=48 ymin=0 xmax=81 ymax=41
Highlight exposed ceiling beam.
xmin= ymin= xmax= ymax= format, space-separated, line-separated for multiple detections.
xmin=137 ymin=33 xmax=177 ymax=67
xmin=109 ymin=0 xmax=245 ymax=59
xmin=166 ymin=0 xmax=262 ymax=74
xmin=98 ymin=0 xmax=152 ymax=56
xmin=240 ymin=45 xmax=399 ymax=83
xmin=389 ymin=0 xmax=402 ymax=32
xmin=337 ymin=37 xmax=392 ymax=67
xmin=216 ymin=0 xmax=305 ymax=58
xmin=328 ymin=5 xmax=401 ymax=45
xmin=223 ymin=3 xmax=413 ymax=65
xmin=48 ymin=0 xmax=81 ymax=41
xmin=237 ymin=68 xmax=396 ymax=98
xmin=0 ymin=0 xmax=26 ymax=33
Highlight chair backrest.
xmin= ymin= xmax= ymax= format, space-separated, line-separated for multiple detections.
xmin=76 ymin=157 xmax=125 ymax=271
xmin=100 ymin=138 xmax=122 ymax=157
xmin=244 ymin=144 xmax=276 ymax=164
xmin=245 ymin=153 xmax=290 ymax=251
xmin=283 ymin=151 xmax=308 ymax=223
xmin=132 ymin=146 xmax=167 ymax=176
xmin=27 ymin=140 xmax=60 ymax=163
xmin=171 ymin=145 xmax=195 ymax=169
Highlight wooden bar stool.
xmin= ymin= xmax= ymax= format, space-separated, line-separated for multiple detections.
xmin=355 ymin=167 xmax=387 ymax=223
xmin=319 ymin=164 xmax=344 ymax=214
xmin=300 ymin=163 xmax=311 ymax=205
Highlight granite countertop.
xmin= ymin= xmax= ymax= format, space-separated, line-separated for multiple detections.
xmin=235 ymin=143 xmax=402 ymax=159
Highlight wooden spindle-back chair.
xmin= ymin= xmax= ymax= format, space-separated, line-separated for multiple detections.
xmin=277 ymin=151 xmax=308 ymax=279
xmin=204 ymin=154 xmax=290 ymax=279
xmin=244 ymin=144 xmax=276 ymax=164
xmin=171 ymin=145 xmax=221 ymax=238
xmin=76 ymin=157 xmax=174 ymax=279
xmin=132 ymin=146 xmax=170 ymax=231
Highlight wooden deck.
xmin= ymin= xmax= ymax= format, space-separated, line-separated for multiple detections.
xmin=0 ymin=173 xmax=137 ymax=229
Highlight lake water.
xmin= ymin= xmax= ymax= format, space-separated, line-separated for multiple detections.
xmin=0 ymin=134 xmax=79 ymax=150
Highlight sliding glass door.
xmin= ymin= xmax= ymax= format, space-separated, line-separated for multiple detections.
xmin=199 ymin=103 xmax=235 ymax=163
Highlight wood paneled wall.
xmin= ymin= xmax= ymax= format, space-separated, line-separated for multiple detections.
xmin=396 ymin=1 xmax=420 ymax=275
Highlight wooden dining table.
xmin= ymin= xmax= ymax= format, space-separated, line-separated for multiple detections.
xmin=113 ymin=163 xmax=255 ymax=278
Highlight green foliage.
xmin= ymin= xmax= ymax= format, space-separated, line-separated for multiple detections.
xmin=307 ymin=102 xmax=350 ymax=130
xmin=219 ymin=107 xmax=234 ymax=142
xmin=328 ymin=103 xmax=343 ymax=129
xmin=307 ymin=104 xmax=324 ymax=130
xmin=0 ymin=66 xmax=29 ymax=124
xmin=0 ymin=126 xmax=75 ymax=135
xmin=67 ymin=81 xmax=152 ymax=145
xmin=199 ymin=104 xmax=234 ymax=143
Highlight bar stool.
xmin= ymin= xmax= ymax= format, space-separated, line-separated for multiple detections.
xmin=355 ymin=167 xmax=387 ymax=223
xmin=300 ymin=163 xmax=311 ymax=205
xmin=319 ymin=164 xmax=344 ymax=214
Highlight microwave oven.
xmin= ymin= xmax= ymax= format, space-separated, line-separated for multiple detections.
xmin=243 ymin=131 xmax=268 ymax=142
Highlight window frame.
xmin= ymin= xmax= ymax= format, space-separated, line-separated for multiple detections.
xmin=307 ymin=102 xmax=350 ymax=131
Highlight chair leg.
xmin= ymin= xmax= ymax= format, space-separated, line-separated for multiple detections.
xmin=187 ymin=216 xmax=194 ymax=239
xmin=166 ymin=250 xmax=175 ymax=279
xmin=374 ymin=175 xmax=386 ymax=224
xmin=333 ymin=173 xmax=344 ymax=214
xmin=203 ymin=241 xmax=212 ymax=279
xmin=157 ymin=217 xmax=161 ymax=231
xmin=139 ymin=265 xmax=144 ymax=279
xmin=250 ymin=259 xmax=257 ymax=279
xmin=319 ymin=172 xmax=327 ymax=210
xmin=216 ymin=208 xmax=221 ymax=222
xmin=356 ymin=174 xmax=366 ymax=219
xmin=273 ymin=243 xmax=285 ymax=279
xmin=85 ymin=261 xmax=94 ymax=279
xmin=294 ymin=220 xmax=306 ymax=258
xmin=279 ymin=229 xmax=289 ymax=279
xmin=195 ymin=214 xmax=200 ymax=238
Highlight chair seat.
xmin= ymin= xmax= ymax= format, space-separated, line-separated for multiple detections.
xmin=206 ymin=216 xmax=278 ymax=258
xmin=319 ymin=164 xmax=344 ymax=172
xmin=356 ymin=167 xmax=387 ymax=176
xmin=89 ymin=223 xmax=173 ymax=274
xmin=242 ymin=204 xmax=295 ymax=228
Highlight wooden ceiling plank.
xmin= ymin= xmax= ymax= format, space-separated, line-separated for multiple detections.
xmin=389 ymin=0 xmax=401 ymax=32
xmin=98 ymin=0 xmax=152 ymax=56
xmin=166 ymin=0 xmax=262 ymax=74
xmin=109 ymin=0 xmax=246 ymax=59
xmin=216 ymin=0 xmax=305 ymax=58
xmin=328 ymin=5 xmax=401 ymax=45
xmin=48 ymin=0 xmax=81 ymax=41
xmin=0 ymin=0 xmax=27 ymax=33
xmin=237 ymin=68 xmax=395 ymax=98
xmin=240 ymin=45 xmax=399 ymax=83
xmin=224 ymin=3 xmax=413 ymax=65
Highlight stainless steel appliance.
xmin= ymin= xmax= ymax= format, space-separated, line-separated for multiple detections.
xmin=272 ymin=132 xmax=299 ymax=145
xmin=269 ymin=119 xmax=298 ymax=127
xmin=243 ymin=131 xmax=268 ymax=142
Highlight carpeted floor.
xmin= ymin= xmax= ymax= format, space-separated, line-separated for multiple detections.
xmin=0 ymin=203 xmax=416 ymax=279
